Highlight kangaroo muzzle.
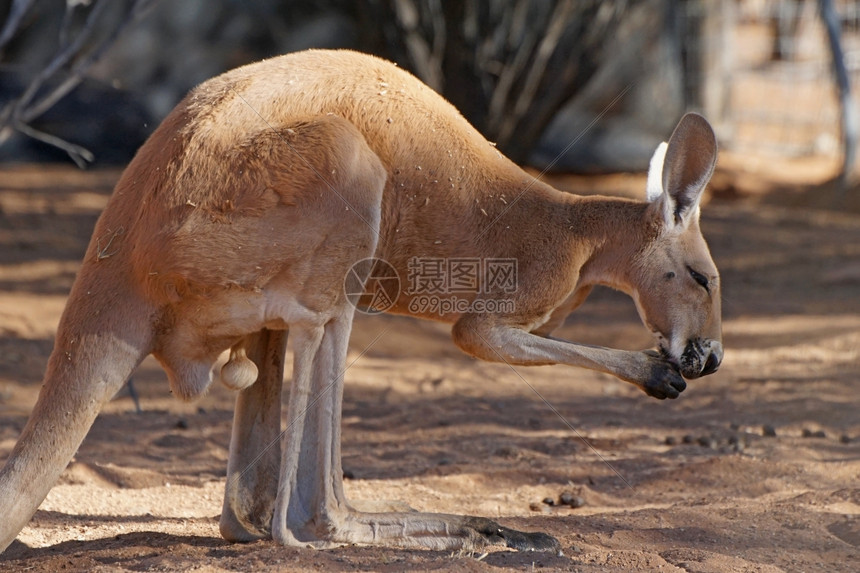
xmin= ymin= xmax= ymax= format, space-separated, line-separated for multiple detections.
xmin=679 ymin=339 xmax=723 ymax=379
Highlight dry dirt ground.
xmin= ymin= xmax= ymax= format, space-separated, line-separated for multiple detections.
xmin=0 ymin=157 xmax=858 ymax=572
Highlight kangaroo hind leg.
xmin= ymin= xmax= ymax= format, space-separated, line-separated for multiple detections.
xmin=220 ymin=328 xmax=288 ymax=541
xmin=270 ymin=310 xmax=560 ymax=552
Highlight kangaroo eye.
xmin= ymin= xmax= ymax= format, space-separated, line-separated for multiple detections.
xmin=688 ymin=267 xmax=710 ymax=291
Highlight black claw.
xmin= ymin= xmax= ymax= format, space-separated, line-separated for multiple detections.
xmin=465 ymin=517 xmax=561 ymax=553
xmin=646 ymin=381 xmax=672 ymax=399
xmin=503 ymin=529 xmax=561 ymax=553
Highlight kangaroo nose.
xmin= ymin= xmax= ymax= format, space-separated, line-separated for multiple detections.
xmin=701 ymin=342 xmax=723 ymax=376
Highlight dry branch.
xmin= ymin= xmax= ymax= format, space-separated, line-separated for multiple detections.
xmin=0 ymin=0 xmax=161 ymax=166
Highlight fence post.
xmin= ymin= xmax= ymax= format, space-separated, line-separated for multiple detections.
xmin=819 ymin=0 xmax=858 ymax=191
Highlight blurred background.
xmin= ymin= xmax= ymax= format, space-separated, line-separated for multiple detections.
xmin=1 ymin=5 xmax=859 ymax=569
xmin=0 ymin=0 xmax=858 ymax=191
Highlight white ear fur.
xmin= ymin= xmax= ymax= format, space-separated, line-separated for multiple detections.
xmin=645 ymin=141 xmax=668 ymax=203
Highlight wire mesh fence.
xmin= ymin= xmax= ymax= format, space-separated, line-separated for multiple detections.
xmin=702 ymin=0 xmax=860 ymax=164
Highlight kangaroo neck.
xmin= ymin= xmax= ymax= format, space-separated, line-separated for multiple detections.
xmin=563 ymin=195 xmax=655 ymax=294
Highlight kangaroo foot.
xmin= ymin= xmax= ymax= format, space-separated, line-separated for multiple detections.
xmin=274 ymin=508 xmax=561 ymax=553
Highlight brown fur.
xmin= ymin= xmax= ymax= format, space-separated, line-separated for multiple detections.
xmin=0 ymin=50 xmax=721 ymax=553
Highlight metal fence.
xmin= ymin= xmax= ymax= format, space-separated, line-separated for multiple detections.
xmin=702 ymin=0 xmax=860 ymax=164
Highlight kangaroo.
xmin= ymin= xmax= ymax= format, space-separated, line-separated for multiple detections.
xmin=0 ymin=49 xmax=721 ymax=553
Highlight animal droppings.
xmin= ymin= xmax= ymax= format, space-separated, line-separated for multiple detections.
xmin=559 ymin=492 xmax=586 ymax=508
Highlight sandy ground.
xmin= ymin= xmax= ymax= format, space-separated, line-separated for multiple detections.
xmin=0 ymin=158 xmax=858 ymax=572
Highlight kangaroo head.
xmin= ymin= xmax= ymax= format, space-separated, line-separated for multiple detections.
xmin=632 ymin=113 xmax=722 ymax=380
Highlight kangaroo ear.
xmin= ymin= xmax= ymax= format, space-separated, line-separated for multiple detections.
xmin=648 ymin=112 xmax=718 ymax=229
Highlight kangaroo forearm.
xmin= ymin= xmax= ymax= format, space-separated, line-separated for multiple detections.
xmin=455 ymin=322 xmax=636 ymax=376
